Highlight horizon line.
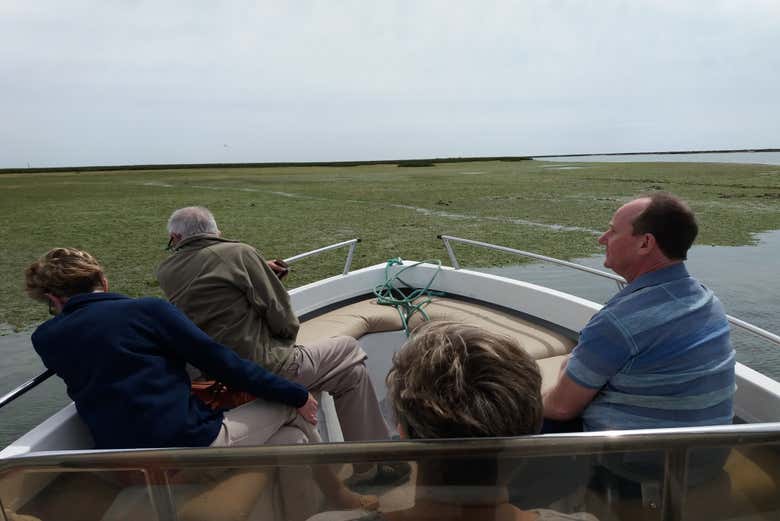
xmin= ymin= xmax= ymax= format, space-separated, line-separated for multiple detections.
xmin=2 ymin=147 xmax=778 ymax=174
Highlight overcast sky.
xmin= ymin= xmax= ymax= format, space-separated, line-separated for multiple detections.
xmin=1 ymin=1 xmax=778 ymax=167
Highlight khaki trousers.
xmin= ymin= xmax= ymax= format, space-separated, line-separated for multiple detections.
xmin=282 ymin=336 xmax=390 ymax=442
xmin=210 ymin=400 xmax=322 ymax=521
xmin=210 ymin=398 xmax=320 ymax=447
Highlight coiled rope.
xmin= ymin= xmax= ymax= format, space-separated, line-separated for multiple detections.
xmin=373 ymin=258 xmax=445 ymax=335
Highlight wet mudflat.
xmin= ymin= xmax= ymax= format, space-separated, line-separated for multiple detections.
xmin=2 ymin=157 xmax=779 ymax=331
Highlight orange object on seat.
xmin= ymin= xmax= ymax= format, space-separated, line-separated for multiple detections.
xmin=191 ymin=380 xmax=255 ymax=411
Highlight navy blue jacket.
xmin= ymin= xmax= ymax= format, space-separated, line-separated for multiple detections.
xmin=32 ymin=292 xmax=308 ymax=449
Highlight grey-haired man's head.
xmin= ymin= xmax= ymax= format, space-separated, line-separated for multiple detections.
xmin=167 ymin=206 xmax=220 ymax=247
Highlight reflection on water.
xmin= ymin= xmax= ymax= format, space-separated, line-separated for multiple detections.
xmin=540 ymin=151 xmax=780 ymax=166
xmin=480 ymin=229 xmax=780 ymax=382
xmin=2 ymin=231 xmax=780 ymax=448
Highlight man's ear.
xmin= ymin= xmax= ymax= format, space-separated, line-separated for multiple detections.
xmin=638 ymin=233 xmax=656 ymax=255
xmin=99 ymin=274 xmax=109 ymax=292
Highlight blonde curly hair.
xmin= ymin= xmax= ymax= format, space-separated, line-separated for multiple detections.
xmin=25 ymin=248 xmax=105 ymax=301
xmin=387 ymin=320 xmax=543 ymax=439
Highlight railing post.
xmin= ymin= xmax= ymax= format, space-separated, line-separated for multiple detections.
xmin=438 ymin=235 xmax=461 ymax=269
xmin=0 ymin=495 xmax=9 ymax=521
xmin=661 ymin=448 xmax=689 ymax=521
xmin=282 ymin=239 xmax=360 ymax=275
xmin=343 ymin=240 xmax=358 ymax=275
xmin=147 ymin=467 xmax=178 ymax=521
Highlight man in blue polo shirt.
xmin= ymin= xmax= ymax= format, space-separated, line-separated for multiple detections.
xmin=543 ymin=193 xmax=735 ymax=431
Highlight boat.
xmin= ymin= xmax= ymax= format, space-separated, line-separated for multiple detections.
xmin=1 ymin=236 xmax=779 ymax=521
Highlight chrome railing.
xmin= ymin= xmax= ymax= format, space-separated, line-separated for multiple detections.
xmin=283 ymin=238 xmax=360 ymax=276
xmin=0 ymin=239 xmax=362 ymax=411
xmin=439 ymin=234 xmax=626 ymax=290
xmin=0 ymin=369 xmax=54 ymax=411
xmin=438 ymin=234 xmax=780 ymax=348
xmin=2 ymin=423 xmax=780 ymax=521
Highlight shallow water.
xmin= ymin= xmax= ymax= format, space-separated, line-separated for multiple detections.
xmin=2 ymin=231 xmax=779 ymax=449
xmin=540 ymin=151 xmax=780 ymax=166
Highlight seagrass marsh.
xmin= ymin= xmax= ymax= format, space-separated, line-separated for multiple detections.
xmin=2 ymin=157 xmax=780 ymax=332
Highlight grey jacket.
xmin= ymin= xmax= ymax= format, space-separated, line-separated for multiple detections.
xmin=156 ymin=234 xmax=298 ymax=372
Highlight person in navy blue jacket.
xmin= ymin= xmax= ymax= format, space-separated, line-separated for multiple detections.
xmin=24 ymin=247 xmax=379 ymax=513
xmin=24 ymin=247 xmax=319 ymax=450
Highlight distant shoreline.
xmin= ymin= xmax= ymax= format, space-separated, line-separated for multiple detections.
xmin=2 ymin=148 xmax=778 ymax=175
xmin=533 ymin=147 xmax=780 ymax=158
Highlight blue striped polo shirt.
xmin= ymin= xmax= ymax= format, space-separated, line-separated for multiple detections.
xmin=566 ymin=263 xmax=735 ymax=431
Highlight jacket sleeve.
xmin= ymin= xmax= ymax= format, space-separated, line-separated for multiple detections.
xmin=239 ymin=246 xmax=300 ymax=340
xmin=148 ymin=298 xmax=308 ymax=408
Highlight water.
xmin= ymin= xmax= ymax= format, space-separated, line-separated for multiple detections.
xmin=540 ymin=151 xmax=780 ymax=166
xmin=0 ymin=333 xmax=67 ymax=449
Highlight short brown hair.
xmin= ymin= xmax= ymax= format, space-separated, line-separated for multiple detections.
xmin=386 ymin=321 xmax=543 ymax=439
xmin=632 ymin=192 xmax=698 ymax=260
xmin=25 ymin=248 xmax=105 ymax=301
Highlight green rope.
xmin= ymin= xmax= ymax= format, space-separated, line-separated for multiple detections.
xmin=373 ymin=257 xmax=445 ymax=335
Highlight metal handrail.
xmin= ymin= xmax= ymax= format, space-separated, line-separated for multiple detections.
xmin=283 ymin=238 xmax=360 ymax=276
xmin=3 ymin=425 xmax=779 ymax=521
xmin=438 ymin=234 xmax=780 ymax=347
xmin=0 ymin=239 xmax=362 ymax=412
xmin=438 ymin=234 xmax=626 ymax=290
xmin=3 ymin=422 xmax=780 ymax=471
xmin=0 ymin=369 xmax=54 ymax=411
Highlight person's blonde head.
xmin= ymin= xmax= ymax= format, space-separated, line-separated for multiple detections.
xmin=387 ymin=321 xmax=543 ymax=439
xmin=25 ymin=248 xmax=105 ymax=301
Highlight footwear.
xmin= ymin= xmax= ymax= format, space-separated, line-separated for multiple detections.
xmin=345 ymin=462 xmax=412 ymax=494
xmin=325 ymin=488 xmax=379 ymax=512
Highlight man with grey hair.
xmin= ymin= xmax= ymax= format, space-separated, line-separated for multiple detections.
xmin=157 ymin=206 xmax=405 ymax=487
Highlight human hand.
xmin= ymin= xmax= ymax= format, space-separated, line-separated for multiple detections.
xmin=297 ymin=392 xmax=318 ymax=425
xmin=268 ymin=259 xmax=290 ymax=280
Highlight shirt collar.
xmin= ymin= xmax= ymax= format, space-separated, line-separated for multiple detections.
xmin=62 ymin=292 xmax=129 ymax=313
xmin=616 ymin=262 xmax=690 ymax=298
xmin=174 ymin=233 xmax=239 ymax=251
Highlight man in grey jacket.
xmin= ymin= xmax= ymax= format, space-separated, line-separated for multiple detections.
xmin=157 ymin=207 xmax=389 ymax=444
xmin=157 ymin=207 xmax=408 ymax=489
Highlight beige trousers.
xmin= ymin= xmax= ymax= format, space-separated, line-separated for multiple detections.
xmin=282 ymin=336 xmax=390 ymax=442
xmin=210 ymin=400 xmax=322 ymax=521
xmin=210 ymin=398 xmax=320 ymax=447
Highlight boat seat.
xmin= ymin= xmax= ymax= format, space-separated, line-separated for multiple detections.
xmin=100 ymin=469 xmax=279 ymax=521
xmin=536 ymin=355 xmax=570 ymax=394
xmin=298 ymin=296 xmax=576 ymax=360
xmin=298 ymin=296 xmax=576 ymax=391
xmin=583 ymin=444 xmax=780 ymax=521
xmin=9 ymin=467 xmax=279 ymax=521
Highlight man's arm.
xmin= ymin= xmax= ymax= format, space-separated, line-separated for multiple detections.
xmin=242 ymin=247 xmax=299 ymax=340
xmin=544 ymin=311 xmax=632 ymax=421
xmin=543 ymin=370 xmax=600 ymax=421
xmin=150 ymin=298 xmax=308 ymax=408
